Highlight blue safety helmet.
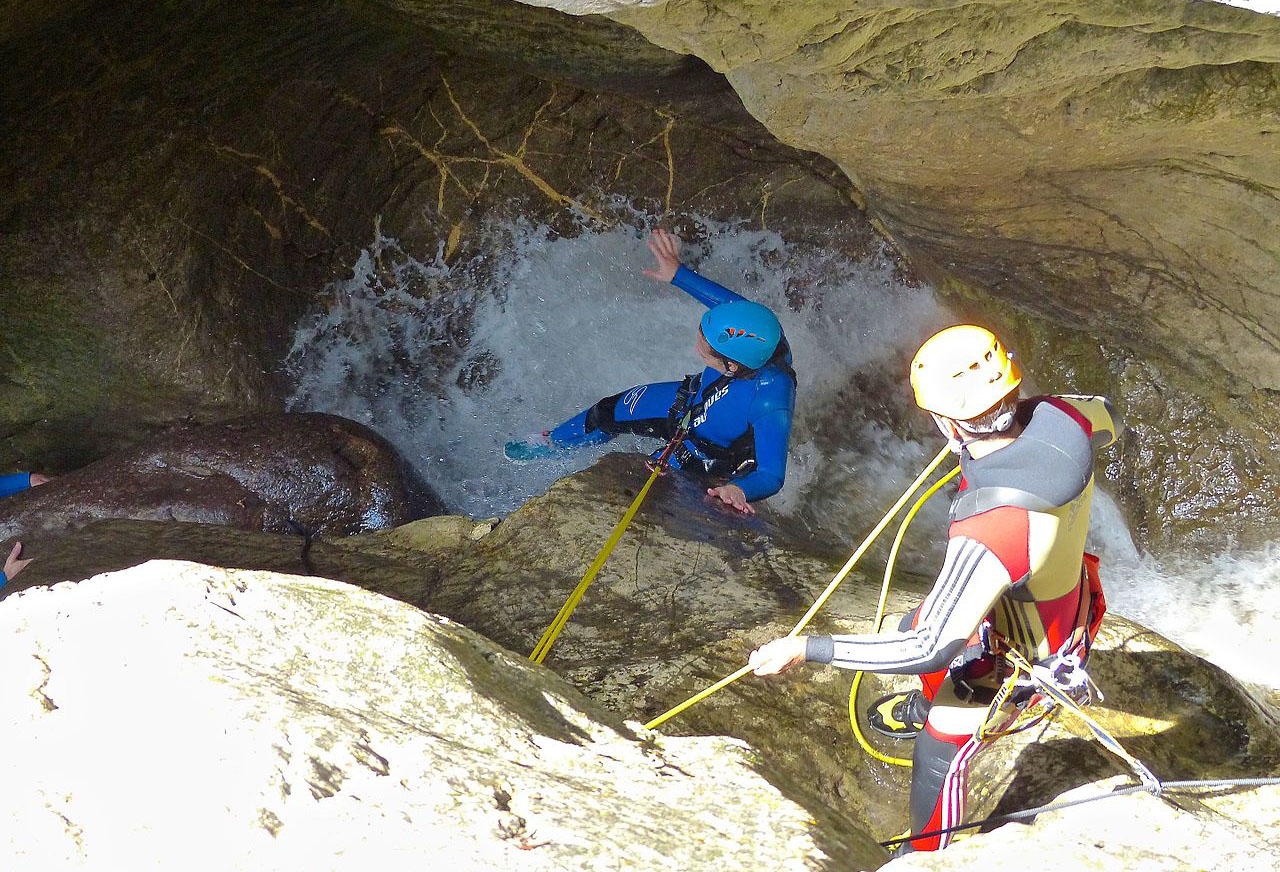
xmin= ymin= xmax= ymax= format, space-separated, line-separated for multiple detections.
xmin=700 ymin=300 xmax=782 ymax=370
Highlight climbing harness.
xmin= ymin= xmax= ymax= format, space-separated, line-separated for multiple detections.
xmin=528 ymin=422 xmax=689 ymax=665
xmin=665 ymin=372 xmax=756 ymax=476
xmin=643 ymin=445 xmax=956 ymax=730
xmin=995 ymin=644 xmax=1158 ymax=787
xmin=884 ymin=651 xmax=1276 ymax=849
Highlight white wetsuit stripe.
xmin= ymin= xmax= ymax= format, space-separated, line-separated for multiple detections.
xmin=828 ymin=537 xmax=1013 ymax=673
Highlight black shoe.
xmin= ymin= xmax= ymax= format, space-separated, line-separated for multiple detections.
xmin=867 ymin=690 xmax=928 ymax=738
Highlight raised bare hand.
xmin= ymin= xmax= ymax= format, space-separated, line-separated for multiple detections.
xmin=643 ymin=229 xmax=682 ymax=283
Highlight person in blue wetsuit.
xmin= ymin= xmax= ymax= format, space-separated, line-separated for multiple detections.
xmin=1 ymin=471 xmax=49 ymax=588
xmin=505 ymin=229 xmax=796 ymax=516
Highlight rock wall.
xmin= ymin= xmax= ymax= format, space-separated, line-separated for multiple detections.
xmin=4 ymin=0 xmax=1279 ymax=546
xmin=0 ymin=0 xmax=855 ymax=472
xmin=535 ymin=1 xmax=1280 ymax=396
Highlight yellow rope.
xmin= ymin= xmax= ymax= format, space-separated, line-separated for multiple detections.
xmin=529 ymin=461 xmax=666 ymax=664
xmin=644 ymin=445 xmax=955 ymax=731
xmin=847 ymin=463 xmax=962 ymax=766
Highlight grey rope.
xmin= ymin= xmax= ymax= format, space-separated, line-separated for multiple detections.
xmin=879 ymin=776 xmax=1280 ymax=849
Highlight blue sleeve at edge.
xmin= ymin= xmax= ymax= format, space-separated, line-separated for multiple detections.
xmin=0 ymin=472 xmax=32 ymax=499
xmin=672 ymin=264 xmax=746 ymax=309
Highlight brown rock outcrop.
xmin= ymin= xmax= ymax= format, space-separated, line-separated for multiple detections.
xmin=0 ymin=413 xmax=429 ymax=544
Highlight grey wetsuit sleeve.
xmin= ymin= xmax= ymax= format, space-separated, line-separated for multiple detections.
xmin=804 ymin=536 xmax=1013 ymax=674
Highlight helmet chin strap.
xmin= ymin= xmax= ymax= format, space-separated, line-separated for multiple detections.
xmin=932 ymin=411 xmax=1014 ymax=455
xmin=931 ymin=414 xmax=965 ymax=455
xmin=963 ymin=409 xmax=1016 ymax=434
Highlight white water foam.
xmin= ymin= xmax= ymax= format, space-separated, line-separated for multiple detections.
xmin=287 ymin=215 xmax=1279 ymax=688
xmin=287 ymin=214 xmax=952 ymax=520
xmin=1087 ymin=493 xmax=1280 ymax=689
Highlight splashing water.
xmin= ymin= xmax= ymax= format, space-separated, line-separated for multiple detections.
xmin=287 ymin=215 xmax=1280 ymax=688
xmin=1087 ymin=494 xmax=1280 ymax=689
xmin=287 ymin=215 xmax=952 ymax=520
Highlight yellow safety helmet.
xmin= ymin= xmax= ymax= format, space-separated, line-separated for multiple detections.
xmin=910 ymin=325 xmax=1022 ymax=420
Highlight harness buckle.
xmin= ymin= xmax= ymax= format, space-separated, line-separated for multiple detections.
xmin=1030 ymin=652 xmax=1099 ymax=709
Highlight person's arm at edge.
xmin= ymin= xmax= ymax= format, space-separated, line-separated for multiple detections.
xmin=0 ymin=472 xmax=32 ymax=499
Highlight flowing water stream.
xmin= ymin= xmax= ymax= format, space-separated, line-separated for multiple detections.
xmin=286 ymin=215 xmax=1279 ymax=690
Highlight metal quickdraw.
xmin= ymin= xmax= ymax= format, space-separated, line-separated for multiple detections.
xmin=647 ymin=420 xmax=689 ymax=474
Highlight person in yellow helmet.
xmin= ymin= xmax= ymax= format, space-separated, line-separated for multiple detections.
xmin=748 ymin=325 xmax=1119 ymax=853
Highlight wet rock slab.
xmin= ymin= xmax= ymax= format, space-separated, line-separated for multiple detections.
xmin=0 ymin=413 xmax=433 ymax=545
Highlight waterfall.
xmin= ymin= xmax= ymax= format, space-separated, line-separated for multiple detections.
xmin=287 ymin=214 xmax=1278 ymax=690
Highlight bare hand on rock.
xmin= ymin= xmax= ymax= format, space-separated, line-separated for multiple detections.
xmin=3 ymin=541 xmax=33 ymax=582
xmin=707 ymin=484 xmax=754 ymax=515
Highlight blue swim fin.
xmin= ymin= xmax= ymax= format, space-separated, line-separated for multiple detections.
xmin=504 ymin=432 xmax=557 ymax=463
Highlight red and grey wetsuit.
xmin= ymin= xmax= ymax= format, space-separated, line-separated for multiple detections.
xmin=803 ymin=395 xmax=1119 ymax=851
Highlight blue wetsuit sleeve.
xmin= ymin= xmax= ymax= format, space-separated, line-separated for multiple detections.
xmin=730 ymin=375 xmax=794 ymax=501
xmin=1 ymin=472 xmax=32 ymax=499
xmin=672 ymin=265 xmax=746 ymax=309
xmin=0 ymin=570 xmax=6 ymax=588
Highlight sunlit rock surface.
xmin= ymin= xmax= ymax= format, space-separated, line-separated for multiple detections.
xmin=15 ymin=455 xmax=1279 ymax=866
xmin=891 ymin=777 xmax=1280 ymax=872
xmin=0 ymin=413 xmax=428 ymax=544
xmin=0 ymin=560 xmax=876 ymax=870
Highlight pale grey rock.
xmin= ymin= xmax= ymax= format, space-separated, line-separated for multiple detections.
xmin=525 ymin=0 xmax=1280 ymax=400
xmin=0 ymin=559 xmax=868 ymax=871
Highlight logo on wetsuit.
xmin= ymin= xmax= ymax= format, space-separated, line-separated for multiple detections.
xmin=621 ymin=386 xmax=647 ymax=415
xmin=691 ymin=384 xmax=730 ymax=428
